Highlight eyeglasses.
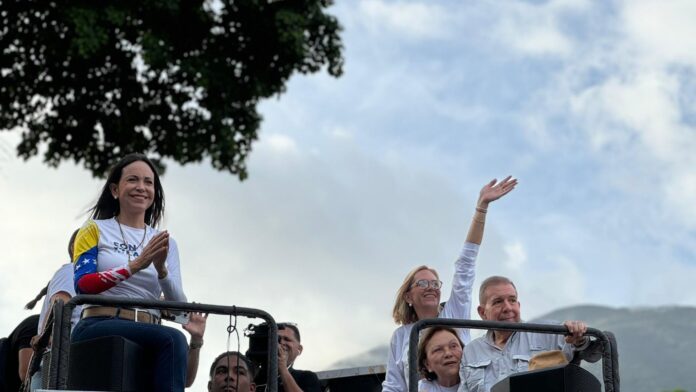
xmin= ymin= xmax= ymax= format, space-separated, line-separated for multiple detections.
xmin=411 ymin=279 xmax=443 ymax=290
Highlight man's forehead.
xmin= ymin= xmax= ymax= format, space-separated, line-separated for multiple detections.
xmin=278 ymin=327 xmax=298 ymax=340
xmin=485 ymin=283 xmax=517 ymax=299
xmin=215 ymin=354 xmax=248 ymax=371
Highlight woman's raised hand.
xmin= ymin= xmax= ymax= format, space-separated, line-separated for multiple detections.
xmin=149 ymin=231 xmax=170 ymax=278
xmin=478 ymin=176 xmax=517 ymax=208
xmin=129 ymin=231 xmax=169 ymax=275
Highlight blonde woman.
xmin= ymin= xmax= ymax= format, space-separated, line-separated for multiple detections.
xmin=382 ymin=177 xmax=516 ymax=392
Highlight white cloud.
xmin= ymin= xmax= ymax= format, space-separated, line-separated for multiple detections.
xmin=662 ymin=169 xmax=696 ymax=227
xmin=522 ymin=254 xmax=587 ymax=319
xmin=262 ymin=133 xmax=298 ymax=153
xmin=329 ymin=127 xmax=353 ymax=140
xmin=4 ymin=2 xmax=696 ymax=389
xmin=555 ymin=2 xmax=696 ymax=229
xmin=503 ymin=241 xmax=527 ymax=271
xmin=499 ymin=0 xmax=696 ymax=233
xmin=629 ymin=257 xmax=696 ymax=306
xmin=571 ymin=71 xmax=684 ymax=157
xmin=497 ymin=21 xmax=573 ymax=57
xmin=487 ymin=0 xmax=591 ymax=57
xmin=358 ymin=0 xmax=450 ymax=40
xmin=621 ymin=0 xmax=696 ymax=65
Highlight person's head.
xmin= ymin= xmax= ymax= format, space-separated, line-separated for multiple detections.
xmin=278 ymin=322 xmax=303 ymax=367
xmin=477 ymin=276 xmax=520 ymax=323
xmin=418 ymin=327 xmax=464 ymax=384
xmin=90 ymin=153 xmax=165 ymax=226
xmin=393 ymin=265 xmax=442 ymax=325
xmin=68 ymin=228 xmax=79 ymax=260
xmin=208 ymin=352 xmax=256 ymax=392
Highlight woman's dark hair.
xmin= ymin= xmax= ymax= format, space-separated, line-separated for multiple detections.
xmin=89 ymin=153 xmax=165 ymax=227
xmin=25 ymin=283 xmax=49 ymax=310
xmin=417 ymin=326 xmax=464 ymax=381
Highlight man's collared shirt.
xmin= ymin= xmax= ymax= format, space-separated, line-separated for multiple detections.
xmin=458 ymin=327 xmax=581 ymax=392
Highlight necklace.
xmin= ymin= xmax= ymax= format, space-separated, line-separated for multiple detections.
xmin=115 ymin=216 xmax=148 ymax=262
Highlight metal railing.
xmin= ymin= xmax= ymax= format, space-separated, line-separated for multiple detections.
xmin=45 ymin=295 xmax=279 ymax=391
xmin=408 ymin=318 xmax=619 ymax=392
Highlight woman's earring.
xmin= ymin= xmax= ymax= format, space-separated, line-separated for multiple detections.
xmin=408 ymin=303 xmax=413 ymax=308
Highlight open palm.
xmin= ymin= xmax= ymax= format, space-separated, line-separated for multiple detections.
xmin=183 ymin=312 xmax=208 ymax=340
xmin=479 ymin=176 xmax=517 ymax=206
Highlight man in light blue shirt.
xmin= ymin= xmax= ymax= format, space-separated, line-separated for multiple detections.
xmin=458 ymin=276 xmax=602 ymax=392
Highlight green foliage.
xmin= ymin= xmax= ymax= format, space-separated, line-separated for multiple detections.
xmin=0 ymin=0 xmax=343 ymax=178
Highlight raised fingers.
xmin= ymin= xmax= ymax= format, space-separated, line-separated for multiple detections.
xmin=143 ymin=231 xmax=169 ymax=250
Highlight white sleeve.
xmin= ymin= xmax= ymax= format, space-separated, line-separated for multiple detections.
xmin=49 ymin=264 xmax=77 ymax=298
xmin=158 ymin=237 xmax=186 ymax=302
xmin=440 ymin=242 xmax=478 ymax=343
xmin=38 ymin=264 xmax=76 ymax=335
xmin=382 ymin=329 xmax=407 ymax=392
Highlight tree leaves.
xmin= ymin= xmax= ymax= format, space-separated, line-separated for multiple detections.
xmin=0 ymin=0 xmax=343 ymax=178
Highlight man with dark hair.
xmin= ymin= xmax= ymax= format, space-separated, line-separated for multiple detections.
xmin=458 ymin=276 xmax=602 ymax=392
xmin=1 ymin=314 xmax=39 ymax=391
xmin=208 ymin=351 xmax=256 ymax=392
xmin=276 ymin=323 xmax=321 ymax=392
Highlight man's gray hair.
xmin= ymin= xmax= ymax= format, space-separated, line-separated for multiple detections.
xmin=478 ymin=276 xmax=517 ymax=305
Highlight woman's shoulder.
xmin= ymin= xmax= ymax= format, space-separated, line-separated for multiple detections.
xmin=391 ymin=323 xmax=414 ymax=341
xmin=74 ymin=219 xmax=104 ymax=241
xmin=88 ymin=217 xmax=116 ymax=230
xmin=418 ymin=380 xmax=459 ymax=392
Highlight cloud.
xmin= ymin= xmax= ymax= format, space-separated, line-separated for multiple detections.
xmin=486 ymin=0 xmax=595 ymax=57
xmin=329 ymin=127 xmax=352 ymax=140
xmin=357 ymin=1 xmax=450 ymax=41
xmin=159 ymin=136 xmax=487 ymax=374
xmin=503 ymin=241 xmax=527 ymax=271
xmin=494 ymin=0 xmax=696 ymax=235
xmin=3 ymin=2 xmax=696 ymax=390
xmin=262 ymin=133 xmax=298 ymax=153
xmin=621 ymin=0 xmax=696 ymax=65
xmin=495 ymin=19 xmax=573 ymax=57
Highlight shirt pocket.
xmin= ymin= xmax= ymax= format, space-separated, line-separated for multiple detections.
xmin=528 ymin=343 xmax=547 ymax=357
xmin=512 ymin=354 xmax=531 ymax=372
xmin=462 ymin=359 xmax=491 ymax=391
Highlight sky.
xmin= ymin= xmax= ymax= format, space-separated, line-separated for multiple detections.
xmin=1 ymin=0 xmax=696 ymax=390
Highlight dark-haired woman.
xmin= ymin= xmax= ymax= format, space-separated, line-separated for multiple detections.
xmin=71 ymin=153 xmax=188 ymax=391
xmin=417 ymin=326 xmax=464 ymax=392
xmin=382 ymin=177 xmax=517 ymax=392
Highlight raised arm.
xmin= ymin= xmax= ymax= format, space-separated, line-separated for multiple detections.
xmin=441 ymin=176 xmax=518 ymax=335
xmin=183 ymin=312 xmax=207 ymax=387
xmin=465 ymin=176 xmax=517 ymax=245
